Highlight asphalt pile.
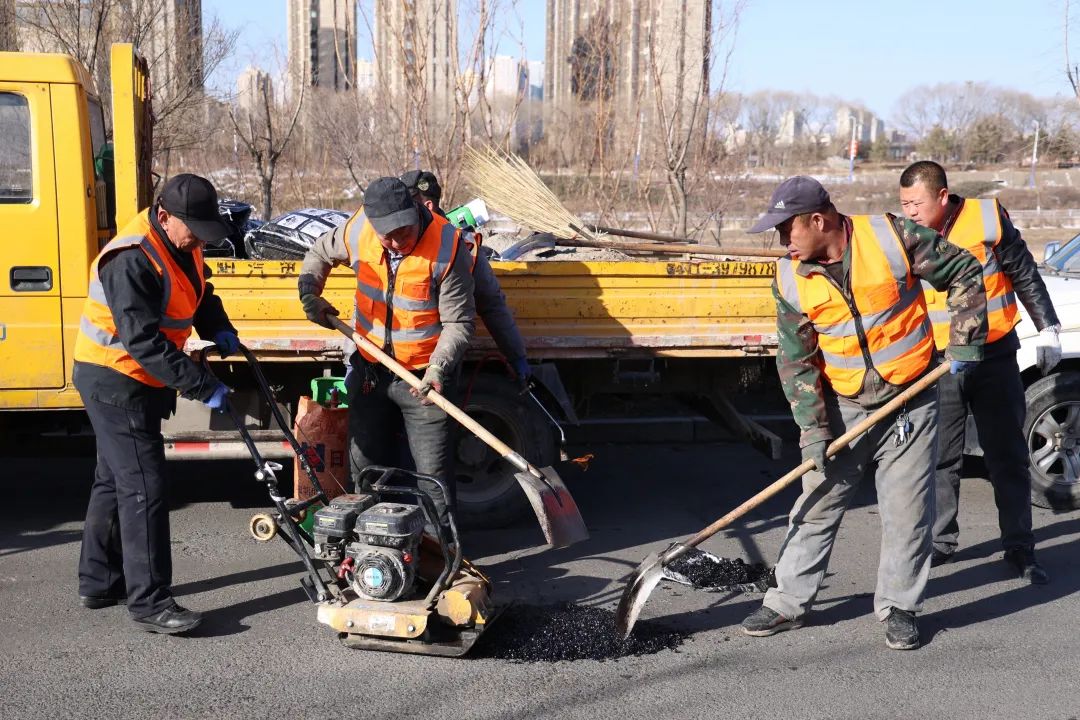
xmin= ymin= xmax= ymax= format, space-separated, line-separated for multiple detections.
xmin=666 ymin=548 xmax=773 ymax=590
xmin=474 ymin=602 xmax=686 ymax=663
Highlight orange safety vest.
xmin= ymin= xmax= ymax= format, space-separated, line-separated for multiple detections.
xmin=344 ymin=211 xmax=461 ymax=370
xmin=775 ymin=215 xmax=934 ymax=397
xmin=73 ymin=210 xmax=206 ymax=387
xmin=921 ymin=199 xmax=1016 ymax=351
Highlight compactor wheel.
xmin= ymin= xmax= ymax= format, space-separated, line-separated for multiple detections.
xmin=249 ymin=513 xmax=279 ymax=542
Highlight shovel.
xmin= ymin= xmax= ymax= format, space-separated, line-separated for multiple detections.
xmin=615 ymin=361 xmax=951 ymax=639
xmin=329 ymin=316 xmax=589 ymax=549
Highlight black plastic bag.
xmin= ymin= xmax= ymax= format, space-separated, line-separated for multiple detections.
xmin=244 ymin=208 xmax=351 ymax=260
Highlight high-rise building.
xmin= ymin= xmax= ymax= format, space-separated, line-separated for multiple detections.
xmin=485 ymin=55 xmax=525 ymax=100
xmin=16 ymin=0 xmax=204 ymax=96
xmin=136 ymin=0 xmax=204 ymax=94
xmin=545 ymin=0 xmax=710 ymax=123
xmin=236 ymin=66 xmax=272 ymax=115
xmin=372 ymin=0 xmax=456 ymax=119
xmin=286 ymin=0 xmax=356 ymax=99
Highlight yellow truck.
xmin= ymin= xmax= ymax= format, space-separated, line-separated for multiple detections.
xmin=0 ymin=45 xmax=782 ymax=525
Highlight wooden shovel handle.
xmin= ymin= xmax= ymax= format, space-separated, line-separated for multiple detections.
xmin=670 ymin=362 xmax=952 ymax=559
xmin=329 ymin=317 xmax=529 ymax=469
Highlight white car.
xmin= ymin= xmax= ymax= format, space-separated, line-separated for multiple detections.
xmin=998 ymin=233 xmax=1080 ymax=510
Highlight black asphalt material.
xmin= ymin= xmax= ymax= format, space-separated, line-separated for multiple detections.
xmin=667 ymin=548 xmax=772 ymax=589
xmin=474 ymin=602 xmax=687 ymax=662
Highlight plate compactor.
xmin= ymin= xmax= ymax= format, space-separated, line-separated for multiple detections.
xmin=209 ymin=347 xmax=495 ymax=657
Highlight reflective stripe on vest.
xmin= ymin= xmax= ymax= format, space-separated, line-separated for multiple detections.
xmin=347 ymin=211 xmax=461 ymax=370
xmin=921 ymin=198 xmax=1016 ymax=350
xmin=73 ymin=210 xmax=206 ymax=387
xmin=775 ymin=215 xmax=933 ymax=397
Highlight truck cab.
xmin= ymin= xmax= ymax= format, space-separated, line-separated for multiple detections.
xmin=0 ymin=44 xmax=150 ymax=410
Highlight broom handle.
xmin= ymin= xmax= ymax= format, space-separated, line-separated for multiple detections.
xmin=589 ymin=224 xmax=697 ymax=244
xmin=328 ymin=316 xmax=541 ymax=478
xmin=566 ymin=223 xmax=786 ymax=259
xmin=663 ymin=362 xmax=951 ymax=563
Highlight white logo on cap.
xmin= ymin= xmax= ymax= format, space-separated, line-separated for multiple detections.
xmin=774 ymin=200 xmax=785 ymax=209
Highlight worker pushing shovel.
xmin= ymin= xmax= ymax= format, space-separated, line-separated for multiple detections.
xmin=618 ymin=176 xmax=990 ymax=651
xmin=297 ymin=177 xmax=587 ymax=549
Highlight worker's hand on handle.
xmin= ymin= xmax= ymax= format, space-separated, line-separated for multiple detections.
xmin=213 ymin=330 xmax=240 ymax=358
xmin=300 ymin=293 xmax=340 ymax=329
xmin=801 ymin=439 xmax=829 ymax=472
xmin=1036 ymin=324 xmax=1062 ymax=375
xmin=511 ymin=356 xmax=532 ymax=392
xmin=411 ymin=364 xmax=445 ymax=406
xmin=949 ymin=360 xmax=978 ymax=375
xmin=204 ymin=383 xmax=232 ymax=412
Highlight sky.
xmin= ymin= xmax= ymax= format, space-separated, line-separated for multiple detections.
xmin=205 ymin=0 xmax=1076 ymax=123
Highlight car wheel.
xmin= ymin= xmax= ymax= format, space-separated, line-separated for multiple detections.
xmin=1025 ymin=371 xmax=1080 ymax=510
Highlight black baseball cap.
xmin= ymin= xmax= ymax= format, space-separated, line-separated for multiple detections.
xmin=748 ymin=176 xmax=832 ymax=233
xmin=400 ymin=169 xmax=442 ymax=202
xmin=364 ymin=177 xmax=420 ymax=235
xmin=157 ymin=173 xmax=231 ymax=243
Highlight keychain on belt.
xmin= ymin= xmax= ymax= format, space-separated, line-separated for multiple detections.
xmin=894 ymin=406 xmax=913 ymax=447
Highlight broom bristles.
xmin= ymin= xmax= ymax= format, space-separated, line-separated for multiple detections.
xmin=462 ymin=145 xmax=591 ymax=240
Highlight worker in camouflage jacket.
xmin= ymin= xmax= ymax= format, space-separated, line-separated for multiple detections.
xmin=741 ymin=176 xmax=987 ymax=651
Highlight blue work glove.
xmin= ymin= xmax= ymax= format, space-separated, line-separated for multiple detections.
xmin=511 ymin=357 xmax=532 ymax=389
xmin=801 ymin=439 xmax=829 ymax=472
xmin=949 ymin=360 xmax=978 ymax=375
xmin=204 ymin=384 xmax=231 ymax=412
xmin=213 ymin=330 xmax=239 ymax=358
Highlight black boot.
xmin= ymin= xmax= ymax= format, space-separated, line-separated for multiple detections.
xmin=132 ymin=604 xmax=203 ymax=635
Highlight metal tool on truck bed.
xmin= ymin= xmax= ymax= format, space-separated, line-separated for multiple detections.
xmin=203 ymin=346 xmax=495 ymax=656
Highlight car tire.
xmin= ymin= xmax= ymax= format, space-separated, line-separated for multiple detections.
xmin=1024 ymin=371 xmax=1080 ymax=511
xmin=453 ymin=373 xmax=558 ymax=529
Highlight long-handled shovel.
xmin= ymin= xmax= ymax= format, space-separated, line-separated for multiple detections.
xmin=329 ymin=316 xmax=589 ymax=549
xmin=615 ymin=361 xmax=951 ymax=638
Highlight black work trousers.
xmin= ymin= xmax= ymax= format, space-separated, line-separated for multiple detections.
xmin=345 ymin=362 xmax=456 ymax=523
xmin=78 ymin=394 xmax=174 ymax=619
xmin=933 ymin=351 xmax=1035 ymax=555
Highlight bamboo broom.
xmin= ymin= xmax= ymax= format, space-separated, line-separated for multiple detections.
xmin=461 ymin=145 xmax=784 ymax=260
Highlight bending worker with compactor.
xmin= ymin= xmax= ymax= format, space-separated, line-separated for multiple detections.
xmin=73 ymin=174 xmax=239 ymax=635
xmin=297 ymin=177 xmax=475 ymax=524
xmin=899 ymin=160 xmax=1059 ymax=583
xmin=400 ymin=168 xmax=531 ymax=387
xmin=742 ymin=176 xmax=988 ymax=650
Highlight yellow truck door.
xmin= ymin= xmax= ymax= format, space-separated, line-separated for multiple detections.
xmin=0 ymin=81 xmax=63 ymax=389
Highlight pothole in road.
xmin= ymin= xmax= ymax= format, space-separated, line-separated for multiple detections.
xmin=473 ymin=602 xmax=687 ymax=663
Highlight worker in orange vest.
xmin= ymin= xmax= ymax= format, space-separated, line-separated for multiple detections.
xmin=72 ymin=174 xmax=237 ymax=635
xmin=900 ymin=160 xmax=1059 ymax=584
xmin=741 ymin=176 xmax=987 ymax=650
xmin=297 ymin=177 xmax=475 ymax=523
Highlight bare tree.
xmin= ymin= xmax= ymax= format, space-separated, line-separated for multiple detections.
xmin=0 ymin=0 xmax=18 ymax=51
xmin=228 ymin=81 xmax=305 ymax=220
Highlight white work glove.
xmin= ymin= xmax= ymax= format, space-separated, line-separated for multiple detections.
xmin=1036 ymin=324 xmax=1062 ymax=375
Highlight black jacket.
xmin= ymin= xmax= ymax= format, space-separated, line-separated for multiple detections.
xmin=944 ymin=194 xmax=1059 ymax=357
xmin=73 ymin=208 xmax=235 ymax=418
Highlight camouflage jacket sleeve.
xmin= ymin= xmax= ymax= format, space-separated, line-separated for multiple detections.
xmin=894 ymin=215 xmax=987 ymax=361
xmin=773 ymin=279 xmax=831 ymax=447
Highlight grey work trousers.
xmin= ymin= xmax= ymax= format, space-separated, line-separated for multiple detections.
xmin=933 ymin=352 xmax=1034 ymax=556
xmin=764 ymin=382 xmax=938 ymax=621
xmin=345 ymin=363 xmax=455 ymax=522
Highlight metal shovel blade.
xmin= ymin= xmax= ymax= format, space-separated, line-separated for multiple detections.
xmin=614 ymin=545 xmax=683 ymax=640
xmin=514 ymin=465 xmax=589 ymax=549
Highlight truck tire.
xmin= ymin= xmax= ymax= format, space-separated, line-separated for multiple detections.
xmin=454 ymin=374 xmax=557 ymax=529
xmin=1025 ymin=371 xmax=1080 ymax=511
